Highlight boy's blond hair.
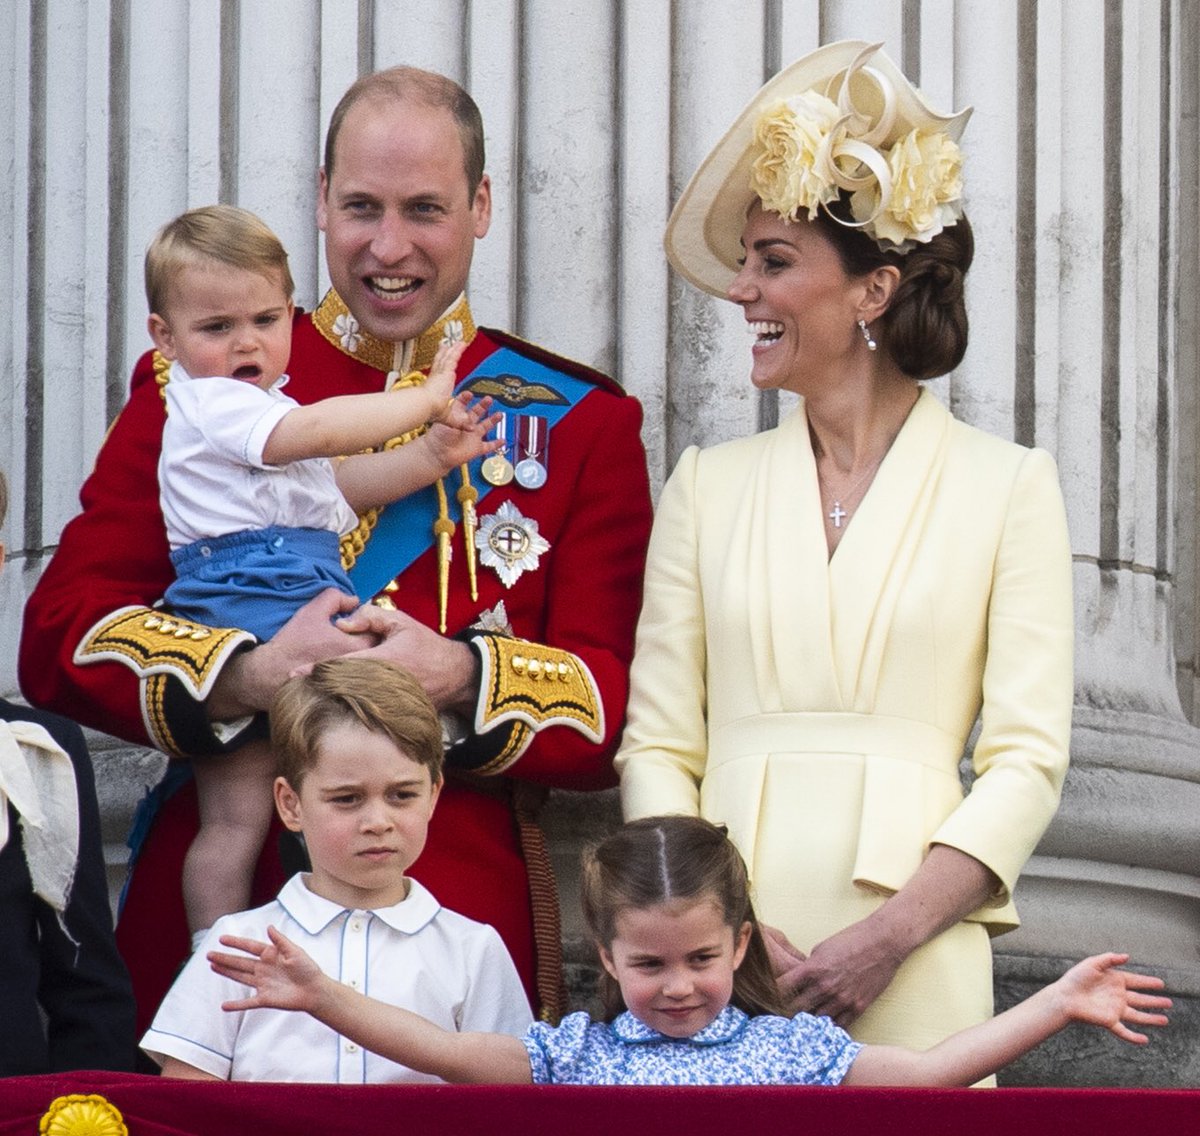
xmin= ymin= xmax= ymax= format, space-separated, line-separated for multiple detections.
xmin=270 ymin=658 xmax=444 ymax=789
xmin=144 ymin=204 xmax=295 ymax=316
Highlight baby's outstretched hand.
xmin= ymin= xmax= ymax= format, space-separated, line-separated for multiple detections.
xmin=210 ymin=925 xmax=322 ymax=1013
xmin=425 ymin=340 xmax=470 ymax=421
xmin=1055 ymin=953 xmax=1171 ymax=1044
xmin=437 ymin=391 xmax=502 ymax=435
xmin=426 ymin=393 xmax=504 ymax=471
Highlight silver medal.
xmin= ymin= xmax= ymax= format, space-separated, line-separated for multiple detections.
xmin=514 ymin=458 xmax=548 ymax=490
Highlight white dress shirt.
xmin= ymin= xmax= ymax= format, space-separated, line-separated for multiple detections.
xmin=141 ymin=874 xmax=533 ymax=1082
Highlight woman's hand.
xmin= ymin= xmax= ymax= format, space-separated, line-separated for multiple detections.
xmin=775 ymin=919 xmax=905 ymax=1026
xmin=761 ymin=924 xmax=807 ymax=973
xmin=775 ymin=846 xmax=1001 ymax=1026
xmin=766 ymin=919 xmax=909 ymax=1028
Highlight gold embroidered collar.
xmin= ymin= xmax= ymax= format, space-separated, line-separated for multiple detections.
xmin=312 ymin=289 xmax=477 ymax=374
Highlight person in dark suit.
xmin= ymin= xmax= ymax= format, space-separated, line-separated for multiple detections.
xmin=0 ymin=470 xmax=137 ymax=1074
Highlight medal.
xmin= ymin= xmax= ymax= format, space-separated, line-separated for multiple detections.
xmin=481 ymin=413 xmax=514 ymax=486
xmin=514 ymin=414 xmax=548 ymax=490
xmin=476 ymin=501 xmax=551 ymax=588
xmin=482 ymin=453 xmax=514 ymax=486
xmin=514 ymin=458 xmax=547 ymax=490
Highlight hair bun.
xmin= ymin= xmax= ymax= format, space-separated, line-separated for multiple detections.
xmin=914 ymin=256 xmax=963 ymax=305
xmin=880 ymin=218 xmax=973 ymax=380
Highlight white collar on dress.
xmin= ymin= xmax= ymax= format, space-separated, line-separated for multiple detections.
xmin=611 ymin=1005 xmax=749 ymax=1046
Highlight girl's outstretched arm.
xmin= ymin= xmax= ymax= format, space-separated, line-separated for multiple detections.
xmin=844 ymin=953 xmax=1170 ymax=1087
xmin=209 ymin=926 xmax=533 ymax=1084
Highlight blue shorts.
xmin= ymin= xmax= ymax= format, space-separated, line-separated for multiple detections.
xmin=164 ymin=526 xmax=358 ymax=641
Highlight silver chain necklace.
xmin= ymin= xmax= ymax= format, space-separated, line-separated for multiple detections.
xmin=818 ymin=456 xmax=883 ymax=529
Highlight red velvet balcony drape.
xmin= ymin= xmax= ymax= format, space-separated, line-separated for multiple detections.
xmin=1 ymin=1072 xmax=1197 ymax=1136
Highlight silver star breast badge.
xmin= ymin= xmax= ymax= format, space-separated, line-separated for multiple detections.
xmin=475 ymin=501 xmax=551 ymax=588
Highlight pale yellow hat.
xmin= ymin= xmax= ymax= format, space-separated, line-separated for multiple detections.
xmin=664 ymin=40 xmax=973 ymax=298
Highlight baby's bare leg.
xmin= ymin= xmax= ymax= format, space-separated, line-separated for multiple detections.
xmin=183 ymin=739 xmax=277 ymax=936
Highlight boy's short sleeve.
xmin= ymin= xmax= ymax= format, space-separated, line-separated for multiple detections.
xmin=168 ymin=377 xmax=294 ymax=468
xmin=457 ymin=924 xmax=534 ymax=1036
xmin=140 ymin=924 xmax=242 ymax=1078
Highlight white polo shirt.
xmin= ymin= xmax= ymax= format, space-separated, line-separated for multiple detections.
xmin=141 ymin=874 xmax=533 ymax=1082
xmin=159 ymin=363 xmax=358 ymax=549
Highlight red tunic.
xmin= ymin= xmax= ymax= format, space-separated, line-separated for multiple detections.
xmin=19 ymin=294 xmax=652 ymax=1033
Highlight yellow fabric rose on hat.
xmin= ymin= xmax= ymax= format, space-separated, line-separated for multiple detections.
xmin=751 ymin=91 xmax=843 ymax=221
xmin=854 ymin=127 xmax=963 ymax=248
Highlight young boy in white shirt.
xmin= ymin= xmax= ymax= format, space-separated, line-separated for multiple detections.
xmin=141 ymin=205 xmax=498 ymax=947
xmin=140 ymin=656 xmax=531 ymax=1082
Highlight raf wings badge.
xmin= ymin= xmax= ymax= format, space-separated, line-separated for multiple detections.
xmin=475 ymin=501 xmax=550 ymax=587
xmin=462 ymin=372 xmax=569 ymax=409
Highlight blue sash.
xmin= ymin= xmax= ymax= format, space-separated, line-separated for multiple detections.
xmin=347 ymin=346 xmax=597 ymax=601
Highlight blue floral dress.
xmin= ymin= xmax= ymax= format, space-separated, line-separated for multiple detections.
xmin=523 ymin=1006 xmax=861 ymax=1085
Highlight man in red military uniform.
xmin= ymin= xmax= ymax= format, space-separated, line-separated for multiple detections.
xmin=19 ymin=66 xmax=652 ymax=1034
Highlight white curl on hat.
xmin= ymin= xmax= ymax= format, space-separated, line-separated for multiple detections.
xmin=664 ymin=41 xmax=973 ymax=298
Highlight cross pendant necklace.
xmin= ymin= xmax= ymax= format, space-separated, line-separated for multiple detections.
xmin=821 ymin=456 xmax=883 ymax=530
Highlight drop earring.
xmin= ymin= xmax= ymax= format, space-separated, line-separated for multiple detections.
xmin=858 ymin=318 xmax=877 ymax=352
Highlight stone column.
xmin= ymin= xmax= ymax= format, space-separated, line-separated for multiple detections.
xmin=978 ymin=1 xmax=1200 ymax=1087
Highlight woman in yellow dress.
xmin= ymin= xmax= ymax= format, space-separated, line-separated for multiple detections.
xmin=616 ymin=41 xmax=1074 ymax=1053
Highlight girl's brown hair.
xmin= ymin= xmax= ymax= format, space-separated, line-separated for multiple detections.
xmin=580 ymin=815 xmax=786 ymax=1021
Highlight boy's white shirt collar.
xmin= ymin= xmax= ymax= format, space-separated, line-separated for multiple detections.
xmin=274 ymin=872 xmax=441 ymax=936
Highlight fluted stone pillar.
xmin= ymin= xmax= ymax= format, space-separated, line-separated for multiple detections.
xmin=976 ymin=1 xmax=1200 ymax=1087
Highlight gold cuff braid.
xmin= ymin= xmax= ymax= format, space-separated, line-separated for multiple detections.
xmin=472 ymin=634 xmax=605 ymax=748
xmin=471 ymin=720 xmax=535 ymax=777
xmin=73 ymin=605 xmax=254 ymax=701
